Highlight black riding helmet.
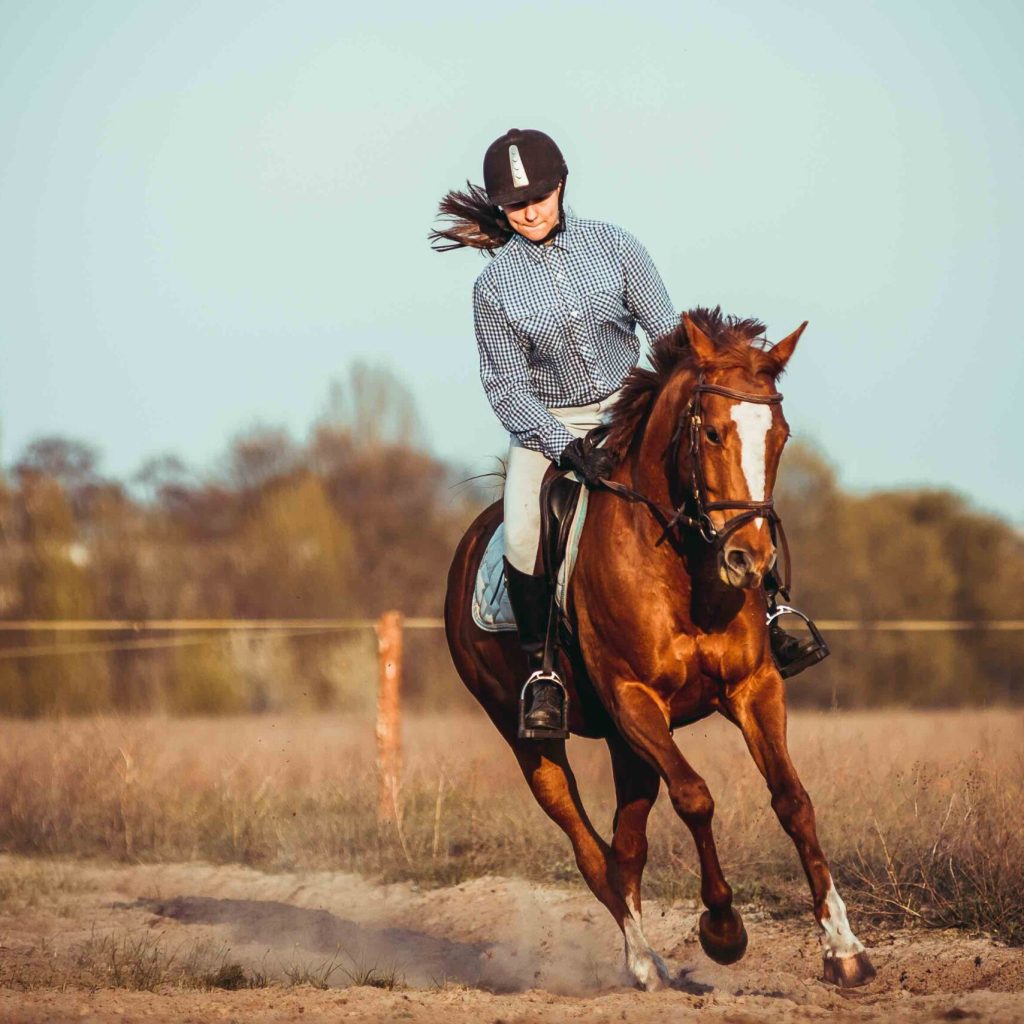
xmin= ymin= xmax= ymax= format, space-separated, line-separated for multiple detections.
xmin=483 ymin=128 xmax=568 ymax=208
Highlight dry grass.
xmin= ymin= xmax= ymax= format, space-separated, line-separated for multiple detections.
xmin=0 ymin=709 xmax=1020 ymax=946
xmin=0 ymin=927 xmax=266 ymax=992
xmin=281 ymin=951 xmax=404 ymax=991
xmin=0 ymin=859 xmax=93 ymax=912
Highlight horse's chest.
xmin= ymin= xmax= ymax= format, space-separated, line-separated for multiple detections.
xmin=654 ymin=630 xmax=762 ymax=691
xmin=694 ymin=630 xmax=764 ymax=686
xmin=640 ymin=631 xmax=757 ymax=718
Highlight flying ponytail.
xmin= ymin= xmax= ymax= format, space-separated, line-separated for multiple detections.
xmin=429 ymin=182 xmax=514 ymax=254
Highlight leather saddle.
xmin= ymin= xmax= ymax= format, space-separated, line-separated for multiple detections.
xmin=539 ymin=469 xmax=583 ymax=594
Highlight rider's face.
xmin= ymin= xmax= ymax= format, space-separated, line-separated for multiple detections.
xmin=502 ymin=184 xmax=561 ymax=242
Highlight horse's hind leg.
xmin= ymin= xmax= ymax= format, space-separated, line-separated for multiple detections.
xmin=511 ymin=738 xmax=667 ymax=991
xmin=611 ymin=683 xmax=747 ymax=966
xmin=606 ymin=732 xmax=671 ymax=986
xmin=727 ymin=672 xmax=876 ymax=988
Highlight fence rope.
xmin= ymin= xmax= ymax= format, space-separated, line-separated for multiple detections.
xmin=0 ymin=618 xmax=1020 ymax=661
xmin=812 ymin=620 xmax=1024 ymax=632
xmin=0 ymin=618 xmax=441 ymax=632
xmin=0 ymin=628 xmax=351 ymax=661
xmin=0 ymin=618 xmax=1021 ymax=632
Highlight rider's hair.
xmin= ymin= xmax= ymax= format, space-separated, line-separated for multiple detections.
xmin=429 ymin=182 xmax=515 ymax=254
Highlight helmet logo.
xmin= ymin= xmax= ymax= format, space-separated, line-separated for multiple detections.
xmin=508 ymin=144 xmax=530 ymax=188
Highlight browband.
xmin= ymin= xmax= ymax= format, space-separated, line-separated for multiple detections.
xmin=693 ymin=382 xmax=783 ymax=405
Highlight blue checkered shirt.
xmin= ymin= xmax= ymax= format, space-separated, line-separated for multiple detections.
xmin=473 ymin=213 xmax=677 ymax=461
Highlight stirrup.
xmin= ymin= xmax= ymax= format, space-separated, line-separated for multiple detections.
xmin=518 ymin=669 xmax=569 ymax=740
xmin=766 ymin=604 xmax=831 ymax=679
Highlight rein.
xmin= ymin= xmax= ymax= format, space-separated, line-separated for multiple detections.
xmin=595 ymin=376 xmax=792 ymax=591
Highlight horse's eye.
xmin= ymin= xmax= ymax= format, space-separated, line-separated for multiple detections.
xmin=705 ymin=426 xmax=722 ymax=445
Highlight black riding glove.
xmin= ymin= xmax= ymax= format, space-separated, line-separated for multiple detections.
xmin=558 ymin=436 xmax=615 ymax=487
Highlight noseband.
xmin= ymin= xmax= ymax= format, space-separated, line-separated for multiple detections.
xmin=597 ymin=375 xmax=792 ymax=590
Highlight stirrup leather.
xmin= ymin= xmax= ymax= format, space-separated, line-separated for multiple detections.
xmin=766 ymin=603 xmax=831 ymax=678
xmin=518 ymin=669 xmax=569 ymax=740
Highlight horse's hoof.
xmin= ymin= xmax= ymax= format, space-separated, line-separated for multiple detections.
xmin=823 ymin=951 xmax=876 ymax=988
xmin=638 ymin=969 xmax=667 ymax=992
xmin=627 ymin=951 xmax=669 ymax=991
xmin=698 ymin=908 xmax=748 ymax=965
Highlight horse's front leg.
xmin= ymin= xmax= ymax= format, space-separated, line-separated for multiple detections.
xmin=726 ymin=670 xmax=876 ymax=987
xmin=611 ymin=681 xmax=748 ymax=966
xmin=606 ymin=731 xmax=671 ymax=987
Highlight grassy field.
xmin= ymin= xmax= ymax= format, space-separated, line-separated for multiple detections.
xmin=0 ymin=708 xmax=1020 ymax=947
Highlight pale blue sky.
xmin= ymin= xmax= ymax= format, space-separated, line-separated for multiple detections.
xmin=1 ymin=1 xmax=1021 ymax=520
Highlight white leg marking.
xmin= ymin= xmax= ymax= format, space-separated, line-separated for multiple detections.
xmin=819 ymin=878 xmax=865 ymax=960
xmin=628 ymin=893 xmax=643 ymax=925
xmin=623 ymin=915 xmax=670 ymax=990
xmin=730 ymin=402 xmax=772 ymax=529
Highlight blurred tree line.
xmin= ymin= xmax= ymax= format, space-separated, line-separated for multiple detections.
xmin=0 ymin=366 xmax=1020 ymax=714
xmin=776 ymin=443 xmax=1023 ymax=708
xmin=0 ymin=365 xmax=491 ymax=716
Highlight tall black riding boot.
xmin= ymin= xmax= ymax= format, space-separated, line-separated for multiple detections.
xmin=503 ymin=557 xmax=567 ymax=739
xmin=764 ymin=569 xmax=830 ymax=679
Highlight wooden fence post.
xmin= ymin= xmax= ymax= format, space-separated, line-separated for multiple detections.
xmin=375 ymin=610 xmax=403 ymax=824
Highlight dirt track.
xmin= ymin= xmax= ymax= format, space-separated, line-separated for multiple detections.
xmin=0 ymin=858 xmax=1022 ymax=1022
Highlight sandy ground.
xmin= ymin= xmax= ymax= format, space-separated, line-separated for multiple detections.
xmin=0 ymin=857 xmax=1021 ymax=1023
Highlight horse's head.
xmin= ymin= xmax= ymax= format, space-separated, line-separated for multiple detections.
xmin=603 ymin=306 xmax=807 ymax=590
xmin=678 ymin=312 xmax=805 ymax=589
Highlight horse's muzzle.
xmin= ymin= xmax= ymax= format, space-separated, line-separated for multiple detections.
xmin=719 ymin=543 xmax=769 ymax=590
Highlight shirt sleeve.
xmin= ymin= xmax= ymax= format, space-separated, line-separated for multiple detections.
xmin=474 ymin=279 xmax=575 ymax=463
xmin=619 ymin=229 xmax=678 ymax=344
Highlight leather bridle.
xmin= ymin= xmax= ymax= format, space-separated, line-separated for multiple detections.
xmin=595 ymin=375 xmax=792 ymax=591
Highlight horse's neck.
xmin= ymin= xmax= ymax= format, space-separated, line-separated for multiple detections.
xmin=609 ymin=373 xmax=702 ymax=571
xmin=617 ymin=371 xmax=752 ymax=631
xmin=628 ymin=371 xmax=693 ymax=509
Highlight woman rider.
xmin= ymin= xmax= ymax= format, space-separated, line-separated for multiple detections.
xmin=432 ymin=128 xmax=824 ymax=738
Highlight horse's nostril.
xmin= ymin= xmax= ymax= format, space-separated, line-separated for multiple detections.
xmin=726 ymin=548 xmax=752 ymax=572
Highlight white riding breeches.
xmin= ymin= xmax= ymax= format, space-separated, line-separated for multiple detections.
xmin=503 ymin=391 xmax=621 ymax=574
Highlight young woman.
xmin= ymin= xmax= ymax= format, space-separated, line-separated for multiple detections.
xmin=432 ymin=128 xmax=822 ymax=737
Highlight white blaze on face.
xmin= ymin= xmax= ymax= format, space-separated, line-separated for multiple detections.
xmin=819 ymin=878 xmax=865 ymax=960
xmin=730 ymin=401 xmax=773 ymax=528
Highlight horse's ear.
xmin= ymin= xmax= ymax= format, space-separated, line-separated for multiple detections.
xmin=767 ymin=321 xmax=807 ymax=375
xmin=682 ymin=314 xmax=717 ymax=367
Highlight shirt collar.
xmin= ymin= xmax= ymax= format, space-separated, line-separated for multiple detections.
xmin=510 ymin=212 xmax=577 ymax=262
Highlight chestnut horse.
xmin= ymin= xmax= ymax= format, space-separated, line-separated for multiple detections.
xmin=444 ymin=307 xmax=875 ymax=990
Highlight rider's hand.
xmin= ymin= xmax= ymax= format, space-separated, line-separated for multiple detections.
xmin=558 ymin=437 xmax=615 ymax=487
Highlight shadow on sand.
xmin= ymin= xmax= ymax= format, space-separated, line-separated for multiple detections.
xmin=134 ymin=895 xmax=717 ymax=995
xmin=137 ymin=895 xmax=550 ymax=992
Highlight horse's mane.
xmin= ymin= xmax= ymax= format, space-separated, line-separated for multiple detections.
xmin=603 ymin=305 xmax=778 ymax=458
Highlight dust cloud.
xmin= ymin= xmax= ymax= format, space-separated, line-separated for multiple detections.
xmin=139 ymin=874 xmax=628 ymax=994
